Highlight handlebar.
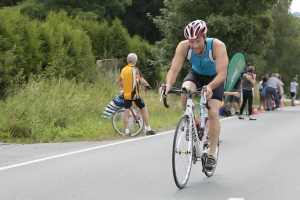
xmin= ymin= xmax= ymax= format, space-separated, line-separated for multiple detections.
xmin=161 ymin=84 xmax=210 ymax=110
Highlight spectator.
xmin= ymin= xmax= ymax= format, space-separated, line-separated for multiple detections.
xmin=290 ymin=78 xmax=299 ymax=106
xmin=265 ymin=74 xmax=269 ymax=79
xmin=260 ymin=76 xmax=268 ymax=109
xmin=116 ymin=53 xmax=156 ymax=136
xmin=258 ymin=76 xmax=264 ymax=105
xmin=240 ymin=63 xmax=256 ymax=107
xmin=239 ymin=65 xmax=256 ymax=120
xmin=266 ymin=73 xmax=281 ymax=110
xmin=226 ymin=77 xmax=241 ymax=115
xmin=277 ymin=74 xmax=284 ymax=106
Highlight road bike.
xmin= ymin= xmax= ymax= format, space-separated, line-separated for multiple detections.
xmin=112 ymin=106 xmax=144 ymax=137
xmin=161 ymin=85 xmax=219 ymax=189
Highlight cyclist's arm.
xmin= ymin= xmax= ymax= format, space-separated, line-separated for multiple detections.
xmin=206 ymin=39 xmax=228 ymax=91
xmin=140 ymin=77 xmax=152 ymax=90
xmin=116 ymin=75 xmax=123 ymax=87
xmin=165 ymin=41 xmax=189 ymax=88
xmin=139 ymin=77 xmax=150 ymax=86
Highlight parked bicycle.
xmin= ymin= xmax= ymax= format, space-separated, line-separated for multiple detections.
xmin=161 ymin=85 xmax=219 ymax=189
xmin=112 ymin=105 xmax=144 ymax=137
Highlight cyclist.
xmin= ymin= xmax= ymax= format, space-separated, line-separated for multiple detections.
xmin=161 ymin=20 xmax=228 ymax=171
xmin=117 ymin=53 xmax=156 ymax=136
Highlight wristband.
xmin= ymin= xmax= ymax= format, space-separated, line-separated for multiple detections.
xmin=145 ymin=85 xmax=152 ymax=90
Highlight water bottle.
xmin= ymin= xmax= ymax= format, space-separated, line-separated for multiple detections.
xmin=195 ymin=119 xmax=202 ymax=140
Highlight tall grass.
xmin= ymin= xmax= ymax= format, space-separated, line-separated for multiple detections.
xmin=0 ymin=72 xmax=182 ymax=143
xmin=1 ymin=72 xmax=271 ymax=143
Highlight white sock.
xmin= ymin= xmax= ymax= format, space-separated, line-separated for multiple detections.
xmin=125 ymin=128 xmax=130 ymax=134
xmin=145 ymin=126 xmax=151 ymax=131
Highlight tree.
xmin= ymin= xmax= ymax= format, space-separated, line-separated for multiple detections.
xmin=265 ymin=0 xmax=300 ymax=94
xmin=0 ymin=0 xmax=22 ymax=7
xmin=120 ymin=0 xmax=164 ymax=44
xmin=151 ymin=0 xmax=278 ymax=84
xmin=19 ymin=0 xmax=131 ymax=21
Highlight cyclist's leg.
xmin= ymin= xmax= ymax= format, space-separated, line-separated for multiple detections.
xmin=135 ymin=98 xmax=155 ymax=134
xmin=123 ymin=100 xmax=132 ymax=134
xmin=205 ymin=81 xmax=223 ymax=170
xmin=182 ymin=69 xmax=202 ymax=110
xmin=134 ymin=98 xmax=149 ymax=126
xmin=207 ymin=99 xmax=221 ymax=155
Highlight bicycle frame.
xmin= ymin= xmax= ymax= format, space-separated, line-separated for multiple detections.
xmin=129 ymin=107 xmax=140 ymax=123
xmin=162 ymin=85 xmax=210 ymax=159
xmin=188 ymin=89 xmax=210 ymax=160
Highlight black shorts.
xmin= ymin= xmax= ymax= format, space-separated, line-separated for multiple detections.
xmin=124 ymin=97 xmax=145 ymax=109
xmin=291 ymin=92 xmax=296 ymax=98
xmin=183 ymin=69 xmax=224 ymax=101
xmin=227 ymin=88 xmax=240 ymax=103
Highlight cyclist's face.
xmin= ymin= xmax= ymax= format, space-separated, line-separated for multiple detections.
xmin=188 ymin=37 xmax=205 ymax=54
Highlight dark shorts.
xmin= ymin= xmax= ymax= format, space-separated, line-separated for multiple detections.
xmin=291 ymin=92 xmax=296 ymax=98
xmin=124 ymin=97 xmax=145 ymax=109
xmin=227 ymin=88 xmax=240 ymax=103
xmin=183 ymin=69 xmax=224 ymax=101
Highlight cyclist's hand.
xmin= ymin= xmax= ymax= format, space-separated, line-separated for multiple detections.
xmin=159 ymin=84 xmax=169 ymax=98
xmin=206 ymin=86 xmax=213 ymax=100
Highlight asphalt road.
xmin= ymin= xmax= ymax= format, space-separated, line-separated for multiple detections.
xmin=1 ymin=106 xmax=300 ymax=200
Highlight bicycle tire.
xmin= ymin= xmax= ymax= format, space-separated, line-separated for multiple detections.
xmin=172 ymin=115 xmax=193 ymax=189
xmin=112 ymin=107 xmax=144 ymax=137
xmin=202 ymin=140 xmax=219 ymax=177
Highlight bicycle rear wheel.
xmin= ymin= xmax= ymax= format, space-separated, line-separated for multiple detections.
xmin=203 ymin=139 xmax=219 ymax=177
xmin=172 ymin=115 xmax=193 ymax=189
xmin=112 ymin=107 xmax=144 ymax=137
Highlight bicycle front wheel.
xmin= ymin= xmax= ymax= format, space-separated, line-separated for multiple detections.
xmin=112 ymin=107 xmax=144 ymax=137
xmin=172 ymin=115 xmax=193 ymax=189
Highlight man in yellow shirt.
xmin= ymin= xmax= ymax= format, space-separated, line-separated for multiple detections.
xmin=117 ymin=53 xmax=156 ymax=136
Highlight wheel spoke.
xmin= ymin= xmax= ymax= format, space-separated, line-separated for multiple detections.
xmin=172 ymin=116 xmax=193 ymax=189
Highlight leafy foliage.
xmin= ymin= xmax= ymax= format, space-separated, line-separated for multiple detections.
xmin=19 ymin=0 xmax=131 ymax=21
xmin=265 ymin=0 xmax=300 ymax=95
xmin=151 ymin=0 xmax=278 ymax=82
xmin=0 ymin=9 xmax=97 ymax=96
xmin=120 ymin=0 xmax=164 ymax=44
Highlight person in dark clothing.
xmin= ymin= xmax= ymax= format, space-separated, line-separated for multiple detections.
xmin=239 ymin=65 xmax=256 ymax=120
xmin=226 ymin=77 xmax=241 ymax=115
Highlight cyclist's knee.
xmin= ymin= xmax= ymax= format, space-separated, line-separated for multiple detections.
xmin=209 ymin=110 xmax=219 ymax=120
xmin=182 ymin=81 xmax=196 ymax=90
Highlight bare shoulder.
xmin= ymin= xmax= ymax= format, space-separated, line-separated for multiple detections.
xmin=212 ymin=38 xmax=226 ymax=49
xmin=177 ymin=40 xmax=190 ymax=50
xmin=212 ymin=38 xmax=227 ymax=59
xmin=175 ymin=40 xmax=190 ymax=56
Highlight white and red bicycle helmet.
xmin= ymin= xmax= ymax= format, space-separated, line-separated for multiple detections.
xmin=184 ymin=20 xmax=207 ymax=39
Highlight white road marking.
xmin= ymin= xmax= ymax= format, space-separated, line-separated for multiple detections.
xmin=228 ymin=198 xmax=244 ymax=200
xmin=0 ymin=130 xmax=174 ymax=171
xmin=0 ymin=118 xmax=229 ymax=171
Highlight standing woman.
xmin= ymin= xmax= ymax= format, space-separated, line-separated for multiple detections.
xmin=239 ymin=65 xmax=256 ymax=120
xmin=290 ymin=78 xmax=299 ymax=106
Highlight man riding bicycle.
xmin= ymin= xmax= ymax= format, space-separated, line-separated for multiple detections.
xmin=161 ymin=20 xmax=228 ymax=171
